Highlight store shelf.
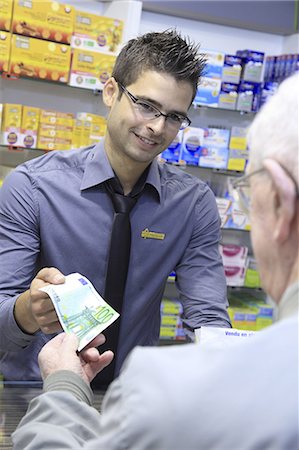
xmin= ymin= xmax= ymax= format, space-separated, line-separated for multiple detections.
xmin=0 ymin=146 xmax=45 ymax=168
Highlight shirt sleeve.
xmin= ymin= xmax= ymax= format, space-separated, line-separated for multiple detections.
xmin=0 ymin=166 xmax=40 ymax=351
xmin=175 ymin=185 xmax=231 ymax=329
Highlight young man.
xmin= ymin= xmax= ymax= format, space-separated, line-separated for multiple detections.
xmin=0 ymin=30 xmax=230 ymax=386
xmin=12 ymin=73 xmax=299 ymax=450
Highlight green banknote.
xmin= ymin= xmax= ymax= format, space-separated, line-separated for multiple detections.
xmin=40 ymin=273 xmax=120 ymax=351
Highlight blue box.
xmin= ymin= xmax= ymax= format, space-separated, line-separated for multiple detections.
xmin=180 ymin=127 xmax=205 ymax=166
xmin=201 ymin=49 xmax=225 ymax=79
xmin=237 ymin=81 xmax=262 ymax=112
xmin=218 ymin=82 xmax=239 ymax=110
xmin=237 ymin=49 xmax=265 ymax=83
xmin=222 ymin=55 xmax=242 ymax=84
xmin=194 ymin=77 xmax=221 ymax=108
xmin=160 ymin=131 xmax=183 ymax=163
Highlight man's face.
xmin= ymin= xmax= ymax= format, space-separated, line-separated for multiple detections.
xmin=103 ymin=70 xmax=194 ymax=165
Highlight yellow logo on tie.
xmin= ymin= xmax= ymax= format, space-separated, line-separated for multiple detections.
xmin=141 ymin=228 xmax=165 ymax=240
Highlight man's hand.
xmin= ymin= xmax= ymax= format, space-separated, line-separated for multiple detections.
xmin=38 ymin=333 xmax=114 ymax=384
xmin=14 ymin=267 xmax=65 ymax=334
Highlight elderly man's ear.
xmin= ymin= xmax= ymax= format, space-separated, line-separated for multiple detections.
xmin=263 ymin=159 xmax=297 ymax=244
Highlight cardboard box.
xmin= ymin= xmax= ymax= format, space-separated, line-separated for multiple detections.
xmin=0 ymin=0 xmax=13 ymax=31
xmin=68 ymin=48 xmax=116 ymax=90
xmin=160 ymin=130 xmax=183 ymax=163
xmin=12 ymin=0 xmax=74 ymax=44
xmin=20 ymin=105 xmax=40 ymax=148
xmin=180 ymin=127 xmax=205 ymax=166
xmin=218 ymin=82 xmax=238 ymax=110
xmin=194 ymin=77 xmax=221 ymax=108
xmin=222 ymin=55 xmax=242 ymax=84
xmin=9 ymin=35 xmax=71 ymax=83
xmin=201 ymin=49 xmax=225 ymax=79
xmin=237 ymin=49 xmax=265 ymax=83
xmin=220 ymin=244 xmax=248 ymax=266
xmin=72 ymin=10 xmax=123 ymax=55
xmin=0 ymin=30 xmax=10 ymax=72
xmin=1 ymin=103 xmax=22 ymax=146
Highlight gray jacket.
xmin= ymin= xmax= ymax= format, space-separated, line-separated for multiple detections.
xmin=13 ymin=284 xmax=299 ymax=450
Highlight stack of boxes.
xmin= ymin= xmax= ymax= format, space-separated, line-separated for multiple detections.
xmin=0 ymin=102 xmax=106 ymax=150
xmin=9 ymin=0 xmax=74 ymax=83
xmin=69 ymin=9 xmax=122 ymax=90
xmin=72 ymin=112 xmax=106 ymax=149
xmin=219 ymin=243 xmax=261 ymax=288
xmin=194 ymin=48 xmax=264 ymax=112
xmin=160 ymin=298 xmax=186 ymax=342
xmin=0 ymin=0 xmax=123 ymax=90
xmin=37 ymin=109 xmax=73 ymax=151
xmin=228 ymin=293 xmax=274 ymax=331
xmin=161 ymin=125 xmax=248 ymax=171
xmin=216 ymin=195 xmax=251 ymax=231
xmin=194 ymin=49 xmax=225 ymax=108
xmin=220 ymin=243 xmax=249 ymax=287
xmin=261 ymin=53 xmax=299 ymax=106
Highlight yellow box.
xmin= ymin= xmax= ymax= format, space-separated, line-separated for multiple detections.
xmin=68 ymin=48 xmax=116 ymax=90
xmin=0 ymin=30 xmax=10 ymax=72
xmin=20 ymin=105 xmax=40 ymax=148
xmin=0 ymin=0 xmax=13 ymax=31
xmin=72 ymin=117 xmax=83 ymax=148
xmin=38 ymin=123 xmax=57 ymax=138
xmin=1 ymin=103 xmax=22 ymax=146
xmin=54 ymin=137 xmax=72 ymax=150
xmin=12 ymin=0 xmax=74 ymax=44
xmin=0 ymin=104 xmax=2 ymax=130
xmin=56 ymin=111 xmax=73 ymax=126
xmin=39 ymin=109 xmax=57 ymax=124
xmin=54 ymin=125 xmax=73 ymax=140
xmin=72 ymin=10 xmax=123 ymax=55
xmin=37 ymin=135 xmax=55 ymax=151
xmin=9 ymin=35 xmax=71 ymax=83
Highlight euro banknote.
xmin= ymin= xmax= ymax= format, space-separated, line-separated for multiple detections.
xmin=40 ymin=272 xmax=120 ymax=351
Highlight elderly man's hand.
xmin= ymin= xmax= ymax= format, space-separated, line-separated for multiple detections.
xmin=38 ymin=333 xmax=114 ymax=384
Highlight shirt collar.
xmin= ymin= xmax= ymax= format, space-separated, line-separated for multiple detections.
xmin=80 ymin=140 xmax=162 ymax=201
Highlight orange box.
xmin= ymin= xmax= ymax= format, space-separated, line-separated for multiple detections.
xmin=12 ymin=0 xmax=74 ymax=44
xmin=20 ymin=105 xmax=40 ymax=148
xmin=0 ymin=31 xmax=10 ymax=72
xmin=0 ymin=0 xmax=13 ymax=31
xmin=68 ymin=48 xmax=115 ymax=90
xmin=9 ymin=35 xmax=71 ymax=83
xmin=72 ymin=10 xmax=123 ymax=55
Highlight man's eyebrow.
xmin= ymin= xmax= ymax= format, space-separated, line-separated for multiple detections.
xmin=136 ymin=94 xmax=188 ymax=117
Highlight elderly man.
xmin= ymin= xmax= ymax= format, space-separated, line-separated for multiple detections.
xmin=12 ymin=74 xmax=298 ymax=450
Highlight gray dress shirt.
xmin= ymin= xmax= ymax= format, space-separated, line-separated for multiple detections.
xmin=0 ymin=141 xmax=230 ymax=381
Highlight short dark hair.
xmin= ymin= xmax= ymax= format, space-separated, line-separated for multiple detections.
xmin=112 ymin=29 xmax=206 ymax=102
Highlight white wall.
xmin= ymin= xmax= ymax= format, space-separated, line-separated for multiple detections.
xmin=140 ymin=11 xmax=284 ymax=57
xmin=281 ymin=33 xmax=299 ymax=53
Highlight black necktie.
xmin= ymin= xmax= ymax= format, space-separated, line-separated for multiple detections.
xmin=91 ymin=179 xmax=139 ymax=389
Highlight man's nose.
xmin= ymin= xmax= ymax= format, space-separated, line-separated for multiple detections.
xmin=146 ymin=114 xmax=167 ymax=133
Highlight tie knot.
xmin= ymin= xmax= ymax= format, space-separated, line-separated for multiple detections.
xmin=111 ymin=192 xmax=137 ymax=214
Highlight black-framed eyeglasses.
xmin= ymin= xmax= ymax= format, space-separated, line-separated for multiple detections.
xmin=117 ymin=82 xmax=191 ymax=130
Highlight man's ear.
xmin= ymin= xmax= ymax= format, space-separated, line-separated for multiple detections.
xmin=102 ymin=77 xmax=118 ymax=108
xmin=263 ymin=158 xmax=297 ymax=243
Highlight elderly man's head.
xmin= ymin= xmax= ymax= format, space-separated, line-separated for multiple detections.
xmin=246 ymin=74 xmax=299 ymax=302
